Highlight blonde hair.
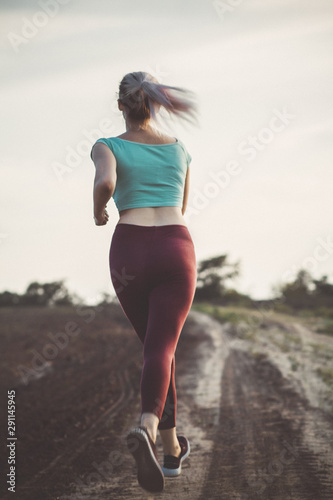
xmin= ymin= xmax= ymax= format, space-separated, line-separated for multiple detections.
xmin=118 ymin=71 xmax=197 ymax=125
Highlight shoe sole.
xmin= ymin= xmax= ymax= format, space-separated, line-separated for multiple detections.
xmin=127 ymin=427 xmax=164 ymax=492
xmin=162 ymin=437 xmax=191 ymax=477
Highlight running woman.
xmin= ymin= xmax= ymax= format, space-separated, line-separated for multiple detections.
xmin=90 ymin=71 xmax=197 ymax=492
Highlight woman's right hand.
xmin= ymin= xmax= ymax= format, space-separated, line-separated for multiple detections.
xmin=94 ymin=208 xmax=109 ymax=226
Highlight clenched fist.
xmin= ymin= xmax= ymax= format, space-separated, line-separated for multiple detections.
xmin=94 ymin=207 xmax=109 ymax=226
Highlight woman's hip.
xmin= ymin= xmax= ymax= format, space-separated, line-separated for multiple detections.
xmin=109 ymin=223 xmax=196 ymax=280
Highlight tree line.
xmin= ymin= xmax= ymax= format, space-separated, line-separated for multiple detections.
xmin=1 ymin=255 xmax=332 ymax=314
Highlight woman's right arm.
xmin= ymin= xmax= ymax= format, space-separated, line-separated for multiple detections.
xmin=91 ymin=142 xmax=117 ymax=225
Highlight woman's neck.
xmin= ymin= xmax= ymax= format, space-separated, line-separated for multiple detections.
xmin=125 ymin=119 xmax=152 ymax=132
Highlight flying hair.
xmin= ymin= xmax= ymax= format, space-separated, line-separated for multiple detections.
xmin=118 ymin=71 xmax=198 ymax=125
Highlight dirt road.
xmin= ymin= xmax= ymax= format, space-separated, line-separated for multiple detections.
xmin=1 ymin=305 xmax=333 ymax=499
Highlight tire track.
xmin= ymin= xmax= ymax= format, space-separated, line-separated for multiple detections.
xmin=199 ymin=347 xmax=333 ymax=500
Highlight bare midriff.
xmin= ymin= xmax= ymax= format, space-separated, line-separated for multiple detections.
xmin=117 ymin=206 xmax=187 ymax=227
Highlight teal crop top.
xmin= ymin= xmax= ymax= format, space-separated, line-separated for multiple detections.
xmin=90 ymin=137 xmax=192 ymax=212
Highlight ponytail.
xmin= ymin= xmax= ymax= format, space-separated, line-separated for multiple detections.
xmin=118 ymin=71 xmax=197 ymax=124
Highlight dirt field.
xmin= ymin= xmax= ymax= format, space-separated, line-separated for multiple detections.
xmin=1 ymin=303 xmax=333 ymax=499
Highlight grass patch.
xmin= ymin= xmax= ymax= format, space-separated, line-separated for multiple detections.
xmin=192 ymin=302 xmax=261 ymax=342
xmin=316 ymin=319 xmax=333 ymax=337
xmin=288 ymin=355 xmax=299 ymax=371
xmin=250 ymin=349 xmax=267 ymax=361
xmin=265 ymin=329 xmax=301 ymax=353
xmin=316 ymin=367 xmax=333 ymax=387
xmin=268 ymin=336 xmax=290 ymax=353
xmin=309 ymin=343 xmax=333 ymax=360
xmin=191 ymin=302 xmax=260 ymax=325
xmin=282 ymin=332 xmax=302 ymax=345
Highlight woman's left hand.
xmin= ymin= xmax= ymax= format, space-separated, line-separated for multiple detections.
xmin=94 ymin=208 xmax=109 ymax=226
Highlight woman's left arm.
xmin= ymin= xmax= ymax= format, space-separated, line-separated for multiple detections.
xmin=91 ymin=142 xmax=117 ymax=225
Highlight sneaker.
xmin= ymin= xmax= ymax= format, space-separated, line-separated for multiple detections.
xmin=126 ymin=425 xmax=164 ymax=492
xmin=161 ymin=435 xmax=190 ymax=477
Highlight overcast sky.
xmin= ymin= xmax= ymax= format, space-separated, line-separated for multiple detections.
xmin=1 ymin=0 xmax=332 ymax=304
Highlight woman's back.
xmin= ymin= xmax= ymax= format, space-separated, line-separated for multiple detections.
xmin=91 ymin=127 xmax=192 ymax=226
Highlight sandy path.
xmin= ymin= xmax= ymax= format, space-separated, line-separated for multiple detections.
xmin=2 ymin=306 xmax=333 ymax=499
xmin=58 ymin=310 xmax=230 ymax=500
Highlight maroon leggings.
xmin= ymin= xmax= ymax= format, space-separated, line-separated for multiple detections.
xmin=109 ymin=223 xmax=197 ymax=430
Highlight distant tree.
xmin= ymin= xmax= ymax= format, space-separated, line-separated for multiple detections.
xmin=0 ymin=291 xmax=21 ymax=307
xmin=0 ymin=280 xmax=74 ymax=307
xmin=97 ymin=292 xmax=116 ymax=307
xmin=221 ymin=288 xmax=254 ymax=307
xmin=276 ymin=269 xmax=314 ymax=310
xmin=313 ymin=274 xmax=333 ymax=296
xmin=24 ymin=280 xmax=73 ymax=306
xmin=194 ymin=254 xmax=240 ymax=303
xmin=312 ymin=275 xmax=333 ymax=309
xmin=22 ymin=282 xmax=47 ymax=306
